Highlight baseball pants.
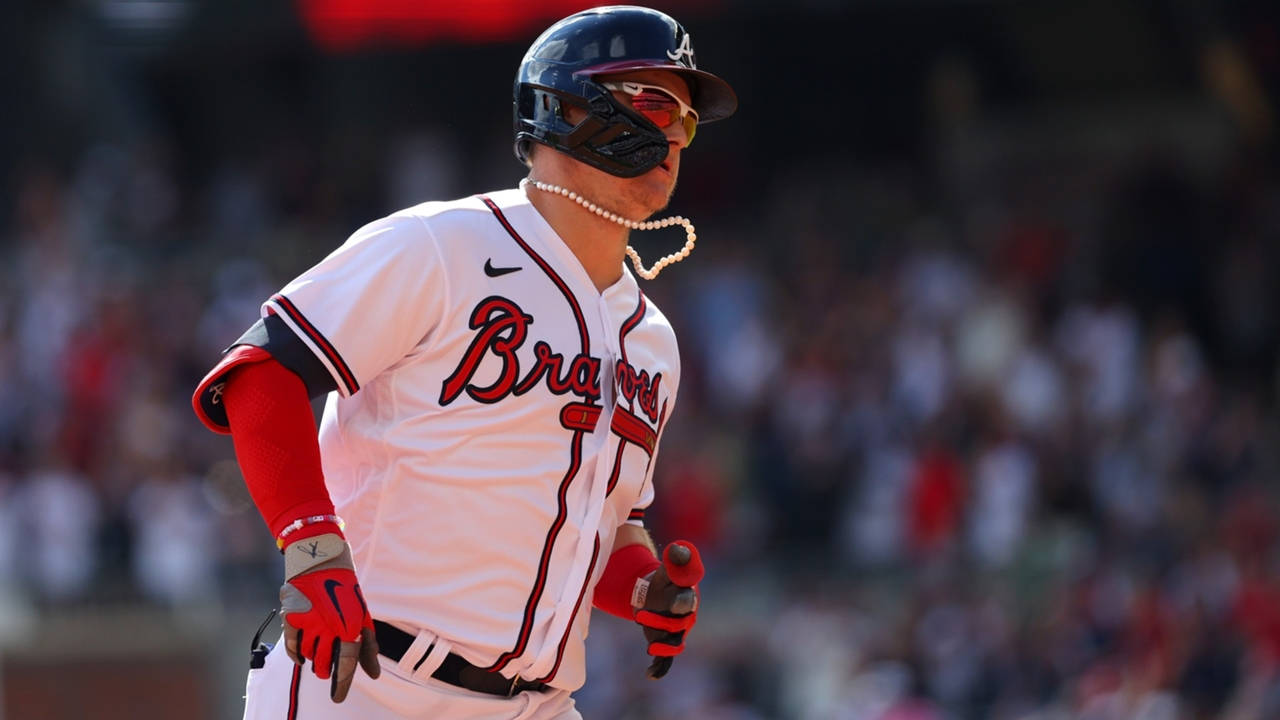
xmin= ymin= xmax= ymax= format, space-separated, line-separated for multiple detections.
xmin=243 ymin=637 xmax=582 ymax=720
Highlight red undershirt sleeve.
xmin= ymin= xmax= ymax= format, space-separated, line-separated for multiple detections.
xmin=222 ymin=356 xmax=341 ymax=542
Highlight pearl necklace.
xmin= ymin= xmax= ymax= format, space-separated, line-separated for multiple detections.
xmin=521 ymin=178 xmax=696 ymax=280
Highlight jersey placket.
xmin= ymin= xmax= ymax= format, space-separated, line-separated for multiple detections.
xmin=524 ymin=271 xmax=621 ymax=683
xmin=477 ymin=194 xmax=614 ymax=683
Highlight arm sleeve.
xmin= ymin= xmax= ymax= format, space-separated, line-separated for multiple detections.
xmin=222 ymin=357 xmax=339 ymax=540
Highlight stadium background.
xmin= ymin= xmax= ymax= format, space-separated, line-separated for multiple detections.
xmin=2 ymin=1 xmax=1279 ymax=718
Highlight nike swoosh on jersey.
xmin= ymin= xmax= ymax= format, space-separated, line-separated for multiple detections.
xmin=323 ymin=579 xmax=347 ymax=626
xmin=484 ymin=259 xmax=523 ymax=277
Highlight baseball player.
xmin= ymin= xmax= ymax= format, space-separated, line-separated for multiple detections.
xmin=191 ymin=6 xmax=736 ymax=719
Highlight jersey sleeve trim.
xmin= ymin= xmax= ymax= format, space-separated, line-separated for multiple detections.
xmin=239 ymin=314 xmax=340 ymax=399
xmin=191 ymin=344 xmax=273 ymax=434
xmin=264 ymin=293 xmax=360 ymax=396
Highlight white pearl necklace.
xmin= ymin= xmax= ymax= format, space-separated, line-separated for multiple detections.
xmin=521 ymin=178 xmax=696 ymax=280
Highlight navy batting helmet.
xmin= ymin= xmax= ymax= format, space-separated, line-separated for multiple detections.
xmin=514 ymin=5 xmax=738 ymax=178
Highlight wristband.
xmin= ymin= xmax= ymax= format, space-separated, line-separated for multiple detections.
xmin=276 ymin=514 xmax=345 ymax=550
xmin=593 ymin=543 xmax=662 ymax=620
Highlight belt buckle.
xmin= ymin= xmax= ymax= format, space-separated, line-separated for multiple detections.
xmin=506 ymin=675 xmax=521 ymax=698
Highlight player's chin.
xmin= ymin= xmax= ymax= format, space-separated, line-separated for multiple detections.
xmin=642 ymin=166 xmax=678 ymax=202
xmin=637 ymin=187 xmax=676 ymax=218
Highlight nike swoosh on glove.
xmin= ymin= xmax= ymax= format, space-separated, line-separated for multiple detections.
xmin=280 ymin=533 xmax=381 ymax=702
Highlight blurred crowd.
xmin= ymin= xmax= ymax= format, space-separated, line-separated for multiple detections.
xmin=3 ymin=58 xmax=1280 ymax=720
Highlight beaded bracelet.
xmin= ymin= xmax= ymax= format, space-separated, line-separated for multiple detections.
xmin=275 ymin=514 xmax=345 ymax=550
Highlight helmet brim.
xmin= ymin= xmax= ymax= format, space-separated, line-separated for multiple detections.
xmin=578 ymin=61 xmax=738 ymax=124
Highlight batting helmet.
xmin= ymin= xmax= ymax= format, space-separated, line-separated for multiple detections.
xmin=513 ymin=5 xmax=738 ymax=178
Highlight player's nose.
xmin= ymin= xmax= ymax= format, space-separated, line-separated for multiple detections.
xmin=663 ymin=122 xmax=689 ymax=151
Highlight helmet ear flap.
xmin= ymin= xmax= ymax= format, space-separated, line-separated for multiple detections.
xmin=516 ymin=85 xmax=563 ymax=132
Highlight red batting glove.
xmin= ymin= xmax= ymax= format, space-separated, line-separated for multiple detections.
xmin=634 ymin=541 xmax=704 ymax=678
xmin=279 ymin=533 xmax=381 ymax=702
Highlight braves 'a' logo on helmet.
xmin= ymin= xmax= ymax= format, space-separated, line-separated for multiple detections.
xmin=666 ymin=33 xmax=696 ymax=68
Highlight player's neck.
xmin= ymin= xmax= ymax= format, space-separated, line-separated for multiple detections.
xmin=525 ymin=184 xmax=629 ymax=293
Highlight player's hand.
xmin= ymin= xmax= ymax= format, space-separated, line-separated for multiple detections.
xmin=634 ymin=540 xmax=703 ymax=679
xmin=279 ymin=533 xmax=381 ymax=702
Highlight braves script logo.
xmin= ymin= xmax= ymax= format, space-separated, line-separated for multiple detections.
xmin=441 ymin=296 xmax=602 ymax=406
xmin=616 ymin=360 xmax=662 ymax=423
xmin=666 ymin=33 xmax=695 ymax=67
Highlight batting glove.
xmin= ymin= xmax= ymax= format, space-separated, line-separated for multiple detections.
xmin=633 ymin=541 xmax=704 ymax=679
xmin=279 ymin=533 xmax=381 ymax=702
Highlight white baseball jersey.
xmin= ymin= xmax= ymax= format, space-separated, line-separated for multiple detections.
xmin=198 ymin=187 xmax=679 ymax=692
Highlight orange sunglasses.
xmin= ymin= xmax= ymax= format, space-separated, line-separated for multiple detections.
xmin=602 ymin=81 xmax=699 ymax=145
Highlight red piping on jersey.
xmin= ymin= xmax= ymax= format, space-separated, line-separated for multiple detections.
xmin=485 ymin=430 xmax=587 ymax=673
xmin=287 ymin=662 xmax=302 ymax=720
xmin=612 ymin=288 xmax=659 ymax=511
xmin=536 ymin=535 xmax=601 ymax=685
xmin=605 ymin=406 xmax=658 ymax=497
xmin=605 ymin=442 xmax=626 ymax=498
xmin=478 ymin=195 xmax=591 ymax=359
xmin=271 ymin=293 xmax=360 ymax=395
xmin=481 ymin=192 xmax=609 ymax=671
xmin=618 ymin=290 xmax=647 ymax=368
xmin=616 ymin=400 xmax=666 ymax=520
xmin=646 ymin=398 xmax=670 ymax=475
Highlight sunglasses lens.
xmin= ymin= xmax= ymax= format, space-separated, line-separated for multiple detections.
xmin=631 ymin=91 xmax=679 ymax=127
xmin=629 ymin=89 xmax=697 ymax=143
xmin=636 ymin=107 xmax=676 ymax=128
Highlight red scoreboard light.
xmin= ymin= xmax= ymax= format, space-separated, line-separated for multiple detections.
xmin=296 ymin=0 xmax=714 ymax=50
